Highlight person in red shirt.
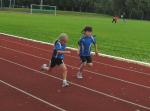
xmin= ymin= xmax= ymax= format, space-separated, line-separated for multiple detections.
xmin=112 ymin=16 xmax=118 ymax=23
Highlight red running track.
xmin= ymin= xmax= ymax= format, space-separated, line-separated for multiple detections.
xmin=1 ymin=34 xmax=150 ymax=74
xmin=0 ymin=34 xmax=150 ymax=111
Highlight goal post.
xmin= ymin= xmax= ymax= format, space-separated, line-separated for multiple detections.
xmin=0 ymin=0 xmax=2 ymax=8
xmin=30 ymin=4 xmax=56 ymax=15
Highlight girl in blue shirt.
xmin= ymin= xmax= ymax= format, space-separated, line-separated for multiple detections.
xmin=77 ymin=26 xmax=98 ymax=79
xmin=41 ymin=33 xmax=70 ymax=87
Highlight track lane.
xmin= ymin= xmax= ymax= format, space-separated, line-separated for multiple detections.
xmin=0 ymin=82 xmax=63 ymax=111
xmin=1 ymin=59 xmax=147 ymax=111
xmin=1 ymin=39 xmax=150 ymax=87
xmin=0 ymin=44 xmax=150 ymax=108
xmin=1 ymin=34 xmax=150 ymax=74
xmin=1 ymin=37 xmax=150 ymax=77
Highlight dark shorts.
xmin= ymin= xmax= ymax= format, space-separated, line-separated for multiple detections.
xmin=50 ymin=57 xmax=64 ymax=68
xmin=80 ymin=56 xmax=92 ymax=63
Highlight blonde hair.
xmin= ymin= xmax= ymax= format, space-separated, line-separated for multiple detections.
xmin=58 ymin=33 xmax=68 ymax=40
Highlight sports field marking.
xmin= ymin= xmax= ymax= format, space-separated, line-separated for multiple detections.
xmin=0 ymin=80 xmax=67 ymax=111
xmin=0 ymin=57 xmax=150 ymax=110
xmin=0 ymin=45 xmax=150 ymax=89
xmin=1 ymin=38 xmax=150 ymax=77
xmin=1 ymin=32 xmax=150 ymax=67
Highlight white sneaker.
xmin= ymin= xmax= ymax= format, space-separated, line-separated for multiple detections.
xmin=77 ymin=72 xmax=83 ymax=79
xmin=62 ymin=80 xmax=69 ymax=87
xmin=40 ymin=64 xmax=46 ymax=71
xmin=41 ymin=64 xmax=49 ymax=71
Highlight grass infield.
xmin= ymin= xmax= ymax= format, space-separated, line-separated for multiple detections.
xmin=0 ymin=10 xmax=150 ymax=62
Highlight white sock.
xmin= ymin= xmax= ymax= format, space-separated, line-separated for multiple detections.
xmin=63 ymin=79 xmax=67 ymax=83
xmin=78 ymin=71 xmax=82 ymax=75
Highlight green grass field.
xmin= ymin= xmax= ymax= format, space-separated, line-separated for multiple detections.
xmin=0 ymin=10 xmax=150 ymax=63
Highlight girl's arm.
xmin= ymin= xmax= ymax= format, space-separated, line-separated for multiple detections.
xmin=57 ymin=50 xmax=70 ymax=54
xmin=92 ymin=36 xmax=98 ymax=56
xmin=77 ymin=39 xmax=81 ymax=55
xmin=92 ymin=37 xmax=98 ymax=55
xmin=77 ymin=45 xmax=80 ymax=55
xmin=94 ymin=44 xmax=99 ymax=56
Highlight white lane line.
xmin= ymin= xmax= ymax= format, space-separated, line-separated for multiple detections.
xmin=1 ymin=32 xmax=150 ymax=67
xmin=1 ymin=38 xmax=150 ymax=77
xmin=0 ymin=57 xmax=150 ymax=110
xmin=0 ymin=80 xmax=67 ymax=111
xmin=0 ymin=45 xmax=150 ymax=89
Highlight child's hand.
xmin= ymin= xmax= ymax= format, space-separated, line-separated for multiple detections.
xmin=95 ymin=51 xmax=99 ymax=56
xmin=66 ymin=51 xmax=71 ymax=54
xmin=77 ymin=50 xmax=80 ymax=55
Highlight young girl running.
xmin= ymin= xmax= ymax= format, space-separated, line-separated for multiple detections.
xmin=41 ymin=33 xmax=70 ymax=87
xmin=77 ymin=26 xmax=98 ymax=79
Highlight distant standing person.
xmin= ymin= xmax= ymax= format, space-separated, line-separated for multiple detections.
xmin=121 ymin=13 xmax=126 ymax=22
xmin=112 ymin=16 xmax=118 ymax=23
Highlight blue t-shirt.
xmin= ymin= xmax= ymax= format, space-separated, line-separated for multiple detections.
xmin=52 ymin=40 xmax=66 ymax=59
xmin=78 ymin=35 xmax=96 ymax=56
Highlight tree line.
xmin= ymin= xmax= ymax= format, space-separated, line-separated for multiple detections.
xmin=1 ymin=0 xmax=150 ymax=20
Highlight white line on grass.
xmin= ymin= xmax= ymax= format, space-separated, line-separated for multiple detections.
xmin=1 ymin=38 xmax=150 ymax=77
xmin=0 ymin=80 xmax=67 ymax=111
xmin=0 ymin=45 xmax=150 ymax=89
xmin=0 ymin=57 xmax=150 ymax=110
xmin=0 ymin=32 xmax=150 ymax=67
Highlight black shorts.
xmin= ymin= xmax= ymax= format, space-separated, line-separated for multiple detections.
xmin=50 ymin=57 xmax=64 ymax=68
xmin=80 ymin=56 xmax=92 ymax=63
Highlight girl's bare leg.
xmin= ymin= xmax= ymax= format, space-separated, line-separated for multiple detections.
xmin=87 ymin=63 xmax=93 ymax=67
xmin=77 ymin=62 xmax=86 ymax=79
xmin=59 ymin=64 xmax=69 ymax=87
xmin=79 ymin=62 xmax=86 ymax=73
xmin=77 ymin=62 xmax=93 ymax=79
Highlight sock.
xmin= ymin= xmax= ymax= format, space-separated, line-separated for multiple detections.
xmin=63 ymin=79 xmax=67 ymax=83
